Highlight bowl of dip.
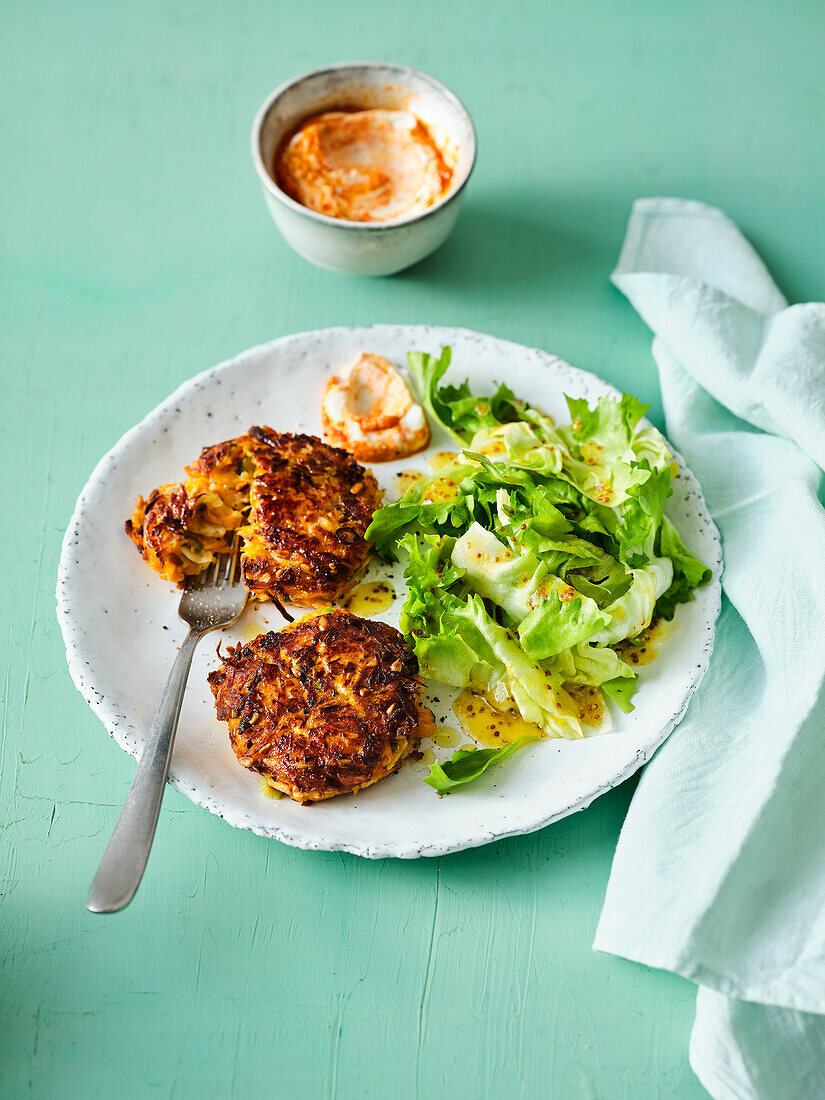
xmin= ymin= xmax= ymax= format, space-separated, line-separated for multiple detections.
xmin=251 ymin=62 xmax=476 ymax=276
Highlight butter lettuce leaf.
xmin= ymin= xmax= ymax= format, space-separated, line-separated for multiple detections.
xmin=547 ymin=641 xmax=636 ymax=686
xmin=579 ymin=461 xmax=674 ymax=565
xmin=565 ymin=391 xmax=649 ymax=451
xmin=601 ymin=676 xmax=639 ymax=713
xmin=518 ymin=591 xmax=611 ymax=660
xmin=547 ymin=643 xmax=639 ymax=714
xmin=654 ymin=516 xmax=714 ymax=620
xmin=588 ymin=559 xmax=673 ymax=645
xmin=451 ymin=524 xmax=610 ymax=659
xmin=401 ymin=542 xmax=584 ymax=739
xmin=424 ymin=738 xmax=540 ymax=794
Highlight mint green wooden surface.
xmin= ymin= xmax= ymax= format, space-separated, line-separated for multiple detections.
xmin=4 ymin=1 xmax=824 ymax=1096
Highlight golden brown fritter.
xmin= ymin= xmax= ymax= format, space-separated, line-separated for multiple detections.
xmin=208 ymin=610 xmax=434 ymax=804
xmin=238 ymin=428 xmax=377 ymax=606
xmin=126 ymin=429 xmax=378 ymax=606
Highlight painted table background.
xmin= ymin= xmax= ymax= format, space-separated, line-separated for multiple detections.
xmin=3 ymin=1 xmax=824 ymax=1096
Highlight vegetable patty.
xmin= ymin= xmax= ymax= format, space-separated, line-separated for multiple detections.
xmin=126 ymin=429 xmax=378 ymax=607
xmin=208 ymin=610 xmax=434 ymax=803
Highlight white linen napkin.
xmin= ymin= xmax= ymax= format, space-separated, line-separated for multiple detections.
xmin=593 ymin=198 xmax=825 ymax=1099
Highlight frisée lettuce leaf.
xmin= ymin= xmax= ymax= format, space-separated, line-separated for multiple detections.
xmin=407 ymin=348 xmax=525 ymax=445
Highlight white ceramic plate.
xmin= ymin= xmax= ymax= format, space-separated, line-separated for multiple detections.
xmin=57 ymin=326 xmax=722 ymax=858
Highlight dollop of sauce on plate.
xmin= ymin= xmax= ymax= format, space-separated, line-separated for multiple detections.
xmin=453 ymin=682 xmax=608 ymax=747
xmin=452 ymin=690 xmax=545 ymax=748
xmin=259 ymin=776 xmax=282 ymax=799
xmin=394 ymin=468 xmax=426 ymax=495
xmin=428 ymin=451 xmax=459 ymax=472
xmin=431 ymin=726 xmax=462 ymax=749
xmin=341 ymin=580 xmax=395 ymax=617
xmin=615 ymin=618 xmax=674 ymax=666
xmin=561 ymin=684 xmax=605 ymax=726
xmin=275 ymin=109 xmax=453 ymax=223
xmin=239 ymin=620 xmax=265 ymax=644
xmin=321 ymin=352 xmax=430 ymax=462
xmin=421 ymin=476 xmax=458 ymax=504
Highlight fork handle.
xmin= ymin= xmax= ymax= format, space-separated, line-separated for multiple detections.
xmin=86 ymin=629 xmax=201 ymax=913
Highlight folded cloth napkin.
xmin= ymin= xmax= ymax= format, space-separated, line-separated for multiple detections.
xmin=593 ymin=198 xmax=825 ymax=1099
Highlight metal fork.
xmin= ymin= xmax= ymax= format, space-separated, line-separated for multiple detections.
xmin=86 ymin=542 xmax=248 ymax=913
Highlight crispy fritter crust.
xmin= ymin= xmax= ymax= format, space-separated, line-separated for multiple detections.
xmin=238 ymin=428 xmax=377 ymax=606
xmin=126 ymin=429 xmax=378 ymax=606
xmin=208 ymin=610 xmax=434 ymax=803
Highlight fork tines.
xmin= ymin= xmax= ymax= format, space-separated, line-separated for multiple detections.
xmin=189 ymin=537 xmax=242 ymax=590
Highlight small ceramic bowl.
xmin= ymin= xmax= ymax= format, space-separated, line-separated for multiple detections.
xmin=251 ymin=62 xmax=476 ymax=276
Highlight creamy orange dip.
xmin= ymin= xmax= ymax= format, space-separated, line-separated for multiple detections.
xmin=321 ymin=352 xmax=430 ymax=463
xmin=275 ymin=109 xmax=453 ymax=223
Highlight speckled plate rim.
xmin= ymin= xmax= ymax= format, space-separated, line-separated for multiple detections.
xmin=56 ymin=325 xmax=723 ymax=858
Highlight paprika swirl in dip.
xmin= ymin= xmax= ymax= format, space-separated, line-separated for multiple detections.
xmin=274 ymin=108 xmax=454 ymax=223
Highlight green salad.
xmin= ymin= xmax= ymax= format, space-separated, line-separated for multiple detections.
xmin=366 ymin=348 xmax=711 ymax=793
